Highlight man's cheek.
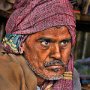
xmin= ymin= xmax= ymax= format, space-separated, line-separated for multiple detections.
xmin=62 ymin=54 xmax=71 ymax=64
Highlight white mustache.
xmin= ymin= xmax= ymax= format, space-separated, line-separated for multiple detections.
xmin=44 ymin=60 xmax=66 ymax=67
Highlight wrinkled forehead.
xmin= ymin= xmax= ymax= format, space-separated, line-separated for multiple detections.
xmin=26 ymin=26 xmax=71 ymax=42
xmin=39 ymin=26 xmax=70 ymax=35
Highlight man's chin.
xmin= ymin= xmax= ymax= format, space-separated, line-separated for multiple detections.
xmin=34 ymin=70 xmax=64 ymax=80
xmin=44 ymin=74 xmax=64 ymax=80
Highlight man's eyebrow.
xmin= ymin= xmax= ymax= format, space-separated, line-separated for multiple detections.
xmin=60 ymin=38 xmax=71 ymax=42
xmin=37 ymin=37 xmax=71 ymax=42
xmin=37 ymin=37 xmax=53 ymax=42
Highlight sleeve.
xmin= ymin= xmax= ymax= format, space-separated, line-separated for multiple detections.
xmin=0 ymin=58 xmax=25 ymax=90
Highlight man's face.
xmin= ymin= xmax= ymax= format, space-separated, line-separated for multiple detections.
xmin=23 ymin=26 xmax=72 ymax=80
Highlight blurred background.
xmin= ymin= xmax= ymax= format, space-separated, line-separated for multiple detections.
xmin=0 ymin=0 xmax=90 ymax=90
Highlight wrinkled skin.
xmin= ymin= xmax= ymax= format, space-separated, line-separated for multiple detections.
xmin=22 ymin=26 xmax=72 ymax=83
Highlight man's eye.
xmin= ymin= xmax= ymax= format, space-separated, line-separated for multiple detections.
xmin=41 ymin=41 xmax=50 ymax=47
xmin=60 ymin=40 xmax=70 ymax=47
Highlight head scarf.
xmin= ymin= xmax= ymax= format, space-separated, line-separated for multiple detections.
xmin=2 ymin=0 xmax=76 ymax=89
xmin=2 ymin=0 xmax=76 ymax=54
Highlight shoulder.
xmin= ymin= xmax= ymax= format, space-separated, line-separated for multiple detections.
xmin=0 ymin=52 xmax=24 ymax=76
xmin=0 ymin=48 xmax=23 ymax=73
xmin=0 ymin=48 xmax=37 ymax=90
xmin=0 ymin=48 xmax=25 ymax=90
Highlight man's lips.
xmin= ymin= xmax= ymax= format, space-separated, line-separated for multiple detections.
xmin=46 ymin=65 xmax=64 ymax=69
xmin=45 ymin=65 xmax=65 ymax=72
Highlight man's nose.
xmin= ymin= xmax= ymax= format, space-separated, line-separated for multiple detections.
xmin=50 ymin=44 xmax=61 ymax=59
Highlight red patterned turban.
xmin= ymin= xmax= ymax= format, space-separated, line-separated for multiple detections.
xmin=6 ymin=0 xmax=76 ymax=45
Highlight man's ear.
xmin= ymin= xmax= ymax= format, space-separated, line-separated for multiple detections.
xmin=19 ymin=43 xmax=25 ymax=54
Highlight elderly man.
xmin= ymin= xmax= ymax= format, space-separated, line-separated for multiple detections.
xmin=0 ymin=0 xmax=81 ymax=90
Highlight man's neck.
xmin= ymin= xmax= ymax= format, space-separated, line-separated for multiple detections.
xmin=37 ymin=76 xmax=45 ymax=87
